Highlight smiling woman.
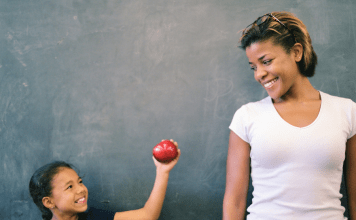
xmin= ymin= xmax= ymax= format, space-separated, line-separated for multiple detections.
xmin=239 ymin=12 xmax=318 ymax=78
xmin=222 ymin=11 xmax=356 ymax=220
xmin=245 ymin=39 xmax=304 ymax=102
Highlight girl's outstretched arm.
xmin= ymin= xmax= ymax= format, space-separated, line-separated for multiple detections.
xmin=114 ymin=140 xmax=181 ymax=220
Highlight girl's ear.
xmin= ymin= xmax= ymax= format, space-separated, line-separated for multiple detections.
xmin=292 ymin=43 xmax=303 ymax=62
xmin=42 ymin=197 xmax=55 ymax=209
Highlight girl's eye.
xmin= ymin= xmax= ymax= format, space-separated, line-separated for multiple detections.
xmin=67 ymin=185 xmax=72 ymax=190
xmin=79 ymin=180 xmax=83 ymax=184
xmin=250 ymin=66 xmax=257 ymax=71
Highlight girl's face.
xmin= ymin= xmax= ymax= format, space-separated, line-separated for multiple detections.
xmin=245 ymin=39 xmax=302 ymax=101
xmin=50 ymin=167 xmax=88 ymax=217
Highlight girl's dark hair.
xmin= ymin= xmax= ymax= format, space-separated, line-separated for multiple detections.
xmin=240 ymin=11 xmax=318 ymax=77
xmin=29 ymin=161 xmax=73 ymax=220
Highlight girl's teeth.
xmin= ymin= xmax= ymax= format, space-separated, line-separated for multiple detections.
xmin=77 ymin=198 xmax=85 ymax=203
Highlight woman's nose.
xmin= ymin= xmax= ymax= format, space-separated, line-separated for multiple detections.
xmin=254 ymin=67 xmax=267 ymax=80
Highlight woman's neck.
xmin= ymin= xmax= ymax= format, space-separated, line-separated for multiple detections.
xmin=274 ymin=76 xmax=319 ymax=103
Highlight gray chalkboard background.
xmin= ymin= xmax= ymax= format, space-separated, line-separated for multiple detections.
xmin=1 ymin=0 xmax=355 ymax=219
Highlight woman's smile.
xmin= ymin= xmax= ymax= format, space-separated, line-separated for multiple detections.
xmin=263 ymin=77 xmax=279 ymax=89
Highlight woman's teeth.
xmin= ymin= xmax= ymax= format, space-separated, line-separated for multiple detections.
xmin=264 ymin=78 xmax=278 ymax=88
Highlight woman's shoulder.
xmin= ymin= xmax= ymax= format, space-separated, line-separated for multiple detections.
xmin=231 ymin=96 xmax=272 ymax=122
xmin=320 ymin=91 xmax=356 ymax=107
xmin=238 ymin=96 xmax=272 ymax=113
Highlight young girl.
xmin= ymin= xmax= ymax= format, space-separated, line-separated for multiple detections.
xmin=29 ymin=140 xmax=181 ymax=220
xmin=223 ymin=12 xmax=356 ymax=220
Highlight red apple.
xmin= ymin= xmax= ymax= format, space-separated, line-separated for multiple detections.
xmin=152 ymin=140 xmax=178 ymax=162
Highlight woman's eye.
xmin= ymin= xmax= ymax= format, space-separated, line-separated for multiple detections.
xmin=67 ymin=185 xmax=72 ymax=190
xmin=250 ymin=66 xmax=257 ymax=71
xmin=263 ymin=59 xmax=272 ymax=65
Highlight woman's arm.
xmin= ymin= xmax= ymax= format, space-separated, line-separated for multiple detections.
xmin=345 ymin=134 xmax=356 ymax=220
xmin=114 ymin=141 xmax=180 ymax=220
xmin=223 ymin=131 xmax=251 ymax=220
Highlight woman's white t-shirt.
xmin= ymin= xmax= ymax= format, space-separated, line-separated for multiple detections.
xmin=229 ymin=91 xmax=356 ymax=220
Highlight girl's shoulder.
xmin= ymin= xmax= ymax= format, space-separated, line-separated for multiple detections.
xmin=78 ymin=207 xmax=116 ymax=220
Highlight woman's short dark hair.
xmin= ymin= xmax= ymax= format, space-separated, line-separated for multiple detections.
xmin=240 ymin=11 xmax=318 ymax=77
xmin=29 ymin=161 xmax=73 ymax=220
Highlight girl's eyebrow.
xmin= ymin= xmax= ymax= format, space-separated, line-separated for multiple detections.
xmin=64 ymin=180 xmax=74 ymax=187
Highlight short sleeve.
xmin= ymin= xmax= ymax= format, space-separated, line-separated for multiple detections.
xmin=348 ymin=100 xmax=356 ymax=139
xmin=229 ymin=105 xmax=250 ymax=143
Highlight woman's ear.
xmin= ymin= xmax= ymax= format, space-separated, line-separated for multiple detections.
xmin=42 ymin=197 xmax=55 ymax=209
xmin=292 ymin=43 xmax=303 ymax=62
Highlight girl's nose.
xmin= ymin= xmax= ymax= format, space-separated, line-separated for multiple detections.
xmin=77 ymin=184 xmax=87 ymax=194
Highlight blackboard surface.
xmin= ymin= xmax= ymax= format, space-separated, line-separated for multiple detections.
xmin=1 ymin=0 xmax=355 ymax=219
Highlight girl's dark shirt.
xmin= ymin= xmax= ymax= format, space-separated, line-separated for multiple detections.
xmin=78 ymin=207 xmax=116 ymax=220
